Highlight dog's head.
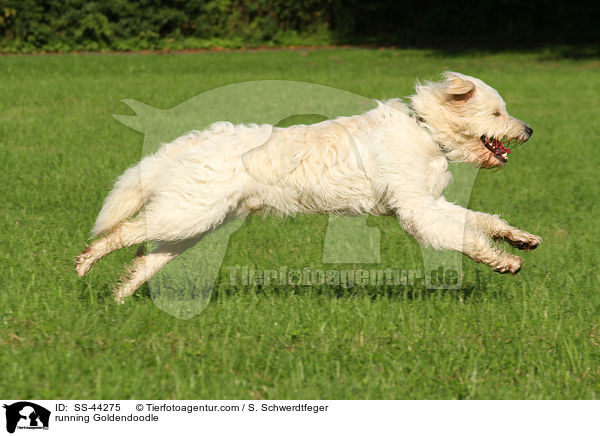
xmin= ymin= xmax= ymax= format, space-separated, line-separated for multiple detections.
xmin=410 ymin=72 xmax=533 ymax=168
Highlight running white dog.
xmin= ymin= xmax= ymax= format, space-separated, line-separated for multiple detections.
xmin=76 ymin=72 xmax=541 ymax=301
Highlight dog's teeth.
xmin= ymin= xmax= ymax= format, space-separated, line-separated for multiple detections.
xmin=502 ymin=153 xmax=508 ymax=159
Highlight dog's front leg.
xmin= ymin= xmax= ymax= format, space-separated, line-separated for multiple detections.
xmin=397 ymin=201 xmax=523 ymax=274
xmin=467 ymin=212 xmax=542 ymax=251
xmin=439 ymin=201 xmax=542 ymax=251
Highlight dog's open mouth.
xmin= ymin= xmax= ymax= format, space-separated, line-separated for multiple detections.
xmin=481 ymin=135 xmax=511 ymax=163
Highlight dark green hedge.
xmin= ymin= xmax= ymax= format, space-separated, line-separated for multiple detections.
xmin=0 ymin=0 xmax=598 ymax=53
xmin=0 ymin=0 xmax=333 ymax=52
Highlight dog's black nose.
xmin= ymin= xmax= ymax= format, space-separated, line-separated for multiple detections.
xmin=525 ymin=125 xmax=533 ymax=137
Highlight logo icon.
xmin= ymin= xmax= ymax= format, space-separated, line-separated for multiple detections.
xmin=3 ymin=402 xmax=50 ymax=433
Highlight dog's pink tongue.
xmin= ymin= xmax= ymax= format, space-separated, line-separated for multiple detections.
xmin=494 ymin=138 xmax=511 ymax=154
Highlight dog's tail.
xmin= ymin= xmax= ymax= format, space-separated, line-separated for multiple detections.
xmin=91 ymin=162 xmax=148 ymax=237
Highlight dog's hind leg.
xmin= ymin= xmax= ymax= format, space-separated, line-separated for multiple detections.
xmin=110 ymin=200 xmax=243 ymax=301
xmin=75 ymin=218 xmax=149 ymax=277
xmin=77 ymin=192 xmax=240 ymax=278
xmin=77 ymin=173 xmax=243 ymax=282
xmin=113 ymin=238 xmax=199 ymax=302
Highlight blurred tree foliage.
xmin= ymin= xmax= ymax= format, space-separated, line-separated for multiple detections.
xmin=0 ymin=0 xmax=597 ymax=52
xmin=0 ymin=0 xmax=333 ymax=51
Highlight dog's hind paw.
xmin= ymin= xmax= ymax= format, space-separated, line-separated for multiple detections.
xmin=75 ymin=247 xmax=96 ymax=277
xmin=112 ymin=287 xmax=130 ymax=304
xmin=493 ymin=254 xmax=523 ymax=275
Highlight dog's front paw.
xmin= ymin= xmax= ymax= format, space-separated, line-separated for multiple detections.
xmin=493 ymin=254 xmax=523 ymax=275
xmin=75 ymin=247 xmax=96 ymax=277
xmin=506 ymin=231 xmax=542 ymax=251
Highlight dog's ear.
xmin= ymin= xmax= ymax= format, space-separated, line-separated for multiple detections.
xmin=444 ymin=74 xmax=475 ymax=107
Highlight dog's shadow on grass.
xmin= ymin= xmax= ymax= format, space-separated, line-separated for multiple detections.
xmin=320 ymin=283 xmax=482 ymax=302
xmin=77 ymin=270 xmax=488 ymax=307
xmin=210 ymin=280 xmax=486 ymax=303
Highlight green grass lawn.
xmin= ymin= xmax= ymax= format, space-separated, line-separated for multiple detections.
xmin=1 ymin=48 xmax=599 ymax=399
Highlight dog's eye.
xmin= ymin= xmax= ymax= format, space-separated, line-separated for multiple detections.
xmin=493 ymin=111 xmax=501 ymax=117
